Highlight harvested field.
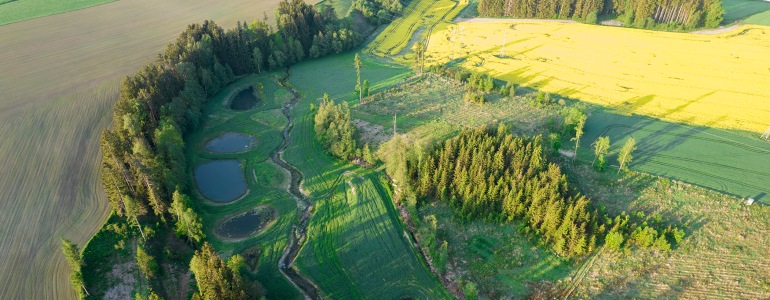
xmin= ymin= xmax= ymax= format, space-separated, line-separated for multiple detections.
xmin=0 ymin=0 xmax=311 ymax=298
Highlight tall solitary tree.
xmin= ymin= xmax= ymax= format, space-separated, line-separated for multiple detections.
xmin=572 ymin=114 xmax=587 ymax=163
xmin=252 ymin=47 xmax=263 ymax=73
xmin=412 ymin=42 xmax=424 ymax=74
xmin=593 ymin=136 xmax=610 ymax=171
xmin=60 ymin=238 xmax=89 ymax=298
xmin=354 ymin=53 xmax=363 ymax=104
xmin=617 ymin=137 xmax=637 ymax=174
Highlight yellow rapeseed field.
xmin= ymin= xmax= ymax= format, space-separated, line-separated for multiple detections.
xmin=424 ymin=21 xmax=770 ymax=133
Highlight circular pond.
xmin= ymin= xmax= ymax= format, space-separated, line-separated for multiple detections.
xmin=205 ymin=132 xmax=257 ymax=153
xmin=194 ymin=160 xmax=248 ymax=203
xmin=230 ymin=87 xmax=258 ymax=111
xmin=216 ymin=206 xmax=276 ymax=239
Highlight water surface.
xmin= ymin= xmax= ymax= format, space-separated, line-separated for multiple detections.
xmin=194 ymin=160 xmax=247 ymax=203
xmin=205 ymin=132 xmax=257 ymax=153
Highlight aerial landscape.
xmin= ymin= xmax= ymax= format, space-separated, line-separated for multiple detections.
xmin=0 ymin=0 xmax=769 ymax=299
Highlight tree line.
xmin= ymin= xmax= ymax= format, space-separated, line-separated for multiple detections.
xmin=67 ymin=0 xmax=376 ymax=298
xmin=477 ymin=0 xmax=724 ymax=29
xmin=379 ymin=124 xmax=684 ymax=259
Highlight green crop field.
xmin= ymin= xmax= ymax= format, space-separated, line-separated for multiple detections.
xmin=579 ymin=111 xmax=770 ymax=203
xmin=722 ymin=0 xmax=770 ymax=24
xmin=298 ymin=172 xmax=450 ymax=299
xmin=186 ymin=74 xmax=303 ymax=299
xmin=742 ymin=9 xmax=770 ymax=25
xmin=0 ymin=0 xmax=312 ymax=298
xmin=0 ymin=0 xmax=115 ymax=26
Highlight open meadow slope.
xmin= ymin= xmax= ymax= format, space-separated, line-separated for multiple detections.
xmin=722 ymin=0 xmax=770 ymax=25
xmin=0 ymin=0 xmax=309 ymax=298
xmin=424 ymin=21 xmax=770 ymax=133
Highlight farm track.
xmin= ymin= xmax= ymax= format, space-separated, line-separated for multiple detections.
xmin=274 ymin=72 xmax=321 ymax=299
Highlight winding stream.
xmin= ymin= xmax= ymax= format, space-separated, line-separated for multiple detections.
xmin=273 ymin=73 xmax=320 ymax=299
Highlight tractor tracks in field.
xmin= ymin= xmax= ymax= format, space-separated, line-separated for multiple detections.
xmin=274 ymin=69 xmax=321 ymax=300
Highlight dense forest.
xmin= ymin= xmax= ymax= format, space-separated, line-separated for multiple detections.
xmin=85 ymin=0 xmax=375 ymax=297
xmin=380 ymin=123 xmax=684 ymax=258
xmin=477 ymin=0 xmax=724 ymax=28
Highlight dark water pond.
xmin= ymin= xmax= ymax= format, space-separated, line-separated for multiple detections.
xmin=205 ymin=132 xmax=257 ymax=153
xmin=194 ymin=160 xmax=247 ymax=203
xmin=230 ymin=87 xmax=258 ymax=111
xmin=216 ymin=207 xmax=276 ymax=239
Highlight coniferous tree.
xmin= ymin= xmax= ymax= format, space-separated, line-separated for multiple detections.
xmin=190 ymin=243 xmax=248 ymax=300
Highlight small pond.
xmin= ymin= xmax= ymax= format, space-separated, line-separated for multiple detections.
xmin=194 ymin=160 xmax=248 ymax=203
xmin=216 ymin=206 xmax=276 ymax=239
xmin=230 ymin=87 xmax=258 ymax=111
xmin=204 ymin=132 xmax=257 ymax=153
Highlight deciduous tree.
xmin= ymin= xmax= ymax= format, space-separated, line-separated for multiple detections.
xmin=617 ymin=137 xmax=636 ymax=174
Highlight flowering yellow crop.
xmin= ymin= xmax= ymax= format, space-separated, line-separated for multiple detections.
xmin=424 ymin=21 xmax=770 ymax=133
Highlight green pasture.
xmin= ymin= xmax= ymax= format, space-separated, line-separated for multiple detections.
xmin=286 ymin=52 xmax=454 ymax=297
xmin=186 ymin=73 xmax=302 ymax=299
xmin=722 ymin=0 xmax=770 ymax=24
xmin=579 ymin=111 xmax=770 ymax=203
xmin=298 ymin=172 xmax=450 ymax=299
xmin=0 ymin=0 xmax=115 ymax=26
xmin=742 ymin=9 xmax=770 ymax=25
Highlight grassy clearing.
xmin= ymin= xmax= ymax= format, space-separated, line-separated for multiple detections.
xmin=367 ymin=0 xmax=466 ymax=57
xmin=562 ymin=164 xmax=770 ymax=299
xmin=722 ymin=0 xmax=770 ymax=24
xmin=423 ymin=21 xmax=770 ymax=133
xmin=0 ymin=0 xmax=115 ymax=26
xmin=0 ymin=1 xmax=311 ymax=298
xmin=186 ymin=73 xmax=303 ymax=300
xmin=354 ymin=74 xmax=552 ymax=135
xmin=298 ymin=172 xmax=450 ymax=299
xmin=418 ymin=202 xmax=574 ymax=297
xmin=578 ymin=110 xmax=770 ymax=202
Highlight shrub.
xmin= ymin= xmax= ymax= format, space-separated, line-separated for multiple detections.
xmin=606 ymin=230 xmax=624 ymax=250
